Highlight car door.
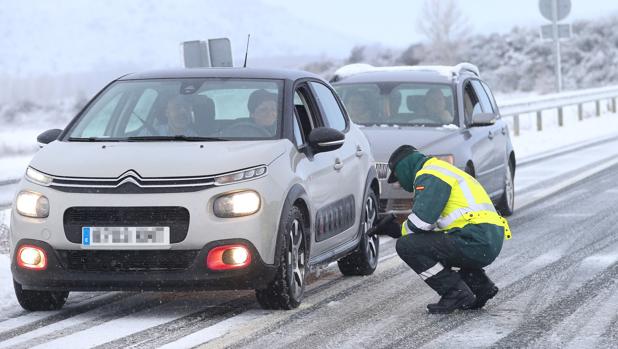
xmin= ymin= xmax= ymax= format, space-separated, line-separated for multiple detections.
xmin=308 ymin=81 xmax=362 ymax=249
xmin=462 ymin=80 xmax=496 ymax=193
xmin=290 ymin=83 xmax=354 ymax=258
xmin=471 ymin=80 xmax=505 ymax=196
xmin=479 ymin=80 xmax=509 ymax=197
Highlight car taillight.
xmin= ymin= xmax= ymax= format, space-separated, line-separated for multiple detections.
xmin=206 ymin=244 xmax=252 ymax=271
xmin=17 ymin=245 xmax=48 ymax=270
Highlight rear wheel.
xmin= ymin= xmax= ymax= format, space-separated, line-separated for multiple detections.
xmin=255 ymin=206 xmax=307 ymax=310
xmin=496 ymin=161 xmax=515 ymax=216
xmin=14 ymin=280 xmax=68 ymax=311
xmin=337 ymin=190 xmax=379 ymax=276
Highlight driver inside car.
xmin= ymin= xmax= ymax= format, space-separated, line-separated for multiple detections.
xmin=247 ymin=89 xmax=278 ymax=136
xmin=136 ymin=96 xmax=197 ymax=136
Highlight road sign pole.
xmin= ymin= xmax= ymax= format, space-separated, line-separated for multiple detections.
xmin=552 ymin=0 xmax=563 ymax=92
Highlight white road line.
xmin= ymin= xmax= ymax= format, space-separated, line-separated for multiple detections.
xmin=0 ymin=293 xmax=117 ymax=334
xmin=29 ymin=300 xmax=199 ymax=349
xmin=158 ymin=310 xmax=268 ymax=349
xmin=0 ymin=294 xmax=150 ymax=349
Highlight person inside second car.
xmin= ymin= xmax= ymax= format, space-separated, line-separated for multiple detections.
xmin=370 ymin=145 xmax=511 ymax=314
xmin=345 ymin=93 xmax=374 ymax=124
xmin=248 ymin=89 xmax=278 ymax=135
xmin=424 ymin=88 xmax=453 ymax=124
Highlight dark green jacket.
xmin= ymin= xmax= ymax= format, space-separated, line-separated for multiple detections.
xmin=396 ymin=153 xmax=504 ymax=264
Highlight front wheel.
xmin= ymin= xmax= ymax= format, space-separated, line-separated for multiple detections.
xmin=255 ymin=206 xmax=307 ymax=310
xmin=14 ymin=280 xmax=68 ymax=311
xmin=496 ymin=162 xmax=515 ymax=216
xmin=337 ymin=190 xmax=380 ymax=276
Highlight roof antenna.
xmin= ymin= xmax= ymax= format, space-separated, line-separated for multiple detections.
xmin=243 ymin=34 xmax=251 ymax=68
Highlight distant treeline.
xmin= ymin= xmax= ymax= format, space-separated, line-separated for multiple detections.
xmin=304 ymin=15 xmax=618 ymax=94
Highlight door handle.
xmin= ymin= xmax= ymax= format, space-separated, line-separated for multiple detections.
xmin=488 ymin=131 xmax=494 ymax=140
xmin=334 ymin=158 xmax=344 ymax=171
xmin=501 ymin=127 xmax=507 ymax=135
xmin=356 ymin=145 xmax=364 ymax=158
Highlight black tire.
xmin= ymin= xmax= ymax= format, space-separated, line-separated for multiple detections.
xmin=14 ymin=280 xmax=68 ymax=311
xmin=337 ymin=190 xmax=380 ymax=276
xmin=496 ymin=161 xmax=515 ymax=216
xmin=255 ymin=206 xmax=307 ymax=310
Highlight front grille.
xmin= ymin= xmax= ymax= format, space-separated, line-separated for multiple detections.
xmin=58 ymin=250 xmax=199 ymax=272
xmin=63 ymin=207 xmax=190 ymax=244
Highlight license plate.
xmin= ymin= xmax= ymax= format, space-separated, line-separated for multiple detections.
xmin=82 ymin=227 xmax=170 ymax=248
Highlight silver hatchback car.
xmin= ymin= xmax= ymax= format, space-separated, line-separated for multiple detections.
xmin=10 ymin=68 xmax=379 ymax=311
xmin=332 ymin=63 xmax=515 ymax=217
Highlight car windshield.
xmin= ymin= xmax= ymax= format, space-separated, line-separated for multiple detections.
xmin=65 ymin=78 xmax=284 ymax=141
xmin=335 ymin=82 xmax=456 ymax=126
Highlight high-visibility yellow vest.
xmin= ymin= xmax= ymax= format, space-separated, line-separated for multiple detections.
xmin=404 ymin=158 xmax=511 ymax=239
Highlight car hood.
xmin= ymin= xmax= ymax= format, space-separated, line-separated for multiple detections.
xmin=360 ymin=125 xmax=462 ymax=162
xmin=29 ymin=140 xmax=288 ymax=178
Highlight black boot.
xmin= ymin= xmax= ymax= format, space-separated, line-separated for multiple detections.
xmin=426 ymin=280 xmax=476 ymax=314
xmin=459 ymin=269 xmax=498 ymax=310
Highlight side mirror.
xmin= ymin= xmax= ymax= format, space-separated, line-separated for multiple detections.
xmin=470 ymin=113 xmax=497 ymax=127
xmin=308 ymin=127 xmax=345 ymax=154
xmin=37 ymin=129 xmax=62 ymax=147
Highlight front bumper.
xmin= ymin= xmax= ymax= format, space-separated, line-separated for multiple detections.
xmin=12 ymin=238 xmax=277 ymax=292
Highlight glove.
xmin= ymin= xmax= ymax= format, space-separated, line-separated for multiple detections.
xmin=367 ymin=214 xmax=401 ymax=239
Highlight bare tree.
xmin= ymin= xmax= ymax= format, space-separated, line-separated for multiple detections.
xmin=416 ymin=0 xmax=471 ymax=64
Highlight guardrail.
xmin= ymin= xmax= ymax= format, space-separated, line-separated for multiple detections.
xmin=497 ymin=85 xmax=618 ymax=136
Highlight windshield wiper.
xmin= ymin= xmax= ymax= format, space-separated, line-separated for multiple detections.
xmin=124 ymin=135 xmax=228 ymax=142
xmin=68 ymin=137 xmax=121 ymax=142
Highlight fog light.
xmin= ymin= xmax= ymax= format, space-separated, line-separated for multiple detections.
xmin=207 ymin=244 xmax=252 ymax=271
xmin=17 ymin=245 xmax=47 ymax=270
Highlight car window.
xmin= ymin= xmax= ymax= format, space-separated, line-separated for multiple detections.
xmin=124 ymin=89 xmax=158 ymax=133
xmin=335 ymin=82 xmax=455 ymax=126
xmin=294 ymin=88 xmax=317 ymax=146
xmin=480 ymin=81 xmax=500 ymax=115
xmin=471 ymin=80 xmax=494 ymax=114
xmin=65 ymin=79 xmax=284 ymax=140
xmin=79 ymin=93 xmax=122 ymax=137
xmin=310 ymin=82 xmax=347 ymax=132
xmin=463 ymin=82 xmax=482 ymax=125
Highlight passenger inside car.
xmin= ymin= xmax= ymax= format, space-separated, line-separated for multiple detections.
xmin=424 ymin=88 xmax=453 ymax=124
xmin=248 ymin=89 xmax=278 ymax=135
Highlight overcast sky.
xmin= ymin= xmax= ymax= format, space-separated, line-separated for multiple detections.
xmin=262 ymin=0 xmax=618 ymax=48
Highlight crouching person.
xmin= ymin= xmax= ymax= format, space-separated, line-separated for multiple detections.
xmin=373 ymin=145 xmax=511 ymax=314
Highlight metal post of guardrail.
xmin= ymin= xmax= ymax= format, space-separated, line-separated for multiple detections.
xmin=577 ymin=103 xmax=583 ymax=121
xmin=596 ymin=100 xmax=601 ymax=116
xmin=513 ymin=114 xmax=520 ymax=136
xmin=558 ymin=107 xmax=564 ymax=126
xmin=536 ymin=111 xmax=543 ymax=131
xmin=612 ymin=97 xmax=617 ymax=113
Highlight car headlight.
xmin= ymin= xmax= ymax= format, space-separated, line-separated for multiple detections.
xmin=433 ymin=154 xmax=454 ymax=165
xmin=25 ymin=167 xmax=53 ymax=186
xmin=213 ymin=190 xmax=261 ymax=218
xmin=214 ymin=166 xmax=267 ymax=186
xmin=16 ymin=191 xmax=50 ymax=218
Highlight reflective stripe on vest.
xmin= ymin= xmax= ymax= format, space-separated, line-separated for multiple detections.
xmin=416 ymin=158 xmax=511 ymax=239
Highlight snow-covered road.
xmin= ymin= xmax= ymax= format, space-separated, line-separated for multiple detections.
xmin=0 ymin=136 xmax=617 ymax=348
